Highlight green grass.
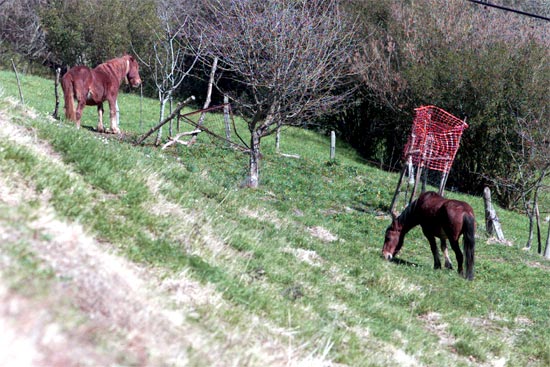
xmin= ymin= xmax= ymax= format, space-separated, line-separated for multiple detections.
xmin=1 ymin=69 xmax=550 ymax=366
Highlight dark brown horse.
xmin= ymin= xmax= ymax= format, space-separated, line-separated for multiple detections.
xmin=61 ymin=55 xmax=141 ymax=134
xmin=382 ymin=191 xmax=476 ymax=280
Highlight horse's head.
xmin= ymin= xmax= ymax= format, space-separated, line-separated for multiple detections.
xmin=126 ymin=55 xmax=142 ymax=88
xmin=382 ymin=213 xmax=402 ymax=261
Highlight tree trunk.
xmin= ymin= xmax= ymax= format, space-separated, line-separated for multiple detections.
xmin=155 ymin=96 xmax=167 ymax=146
xmin=168 ymin=98 xmax=173 ymax=137
xmin=275 ymin=126 xmax=281 ymax=154
xmin=248 ymin=130 xmax=261 ymax=188
xmin=188 ymin=57 xmax=218 ymax=146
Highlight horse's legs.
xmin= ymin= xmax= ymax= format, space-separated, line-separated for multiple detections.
xmin=97 ymin=103 xmax=105 ymax=133
xmin=426 ymin=235 xmax=442 ymax=269
xmin=75 ymin=99 xmax=86 ymax=129
xmin=440 ymin=239 xmax=453 ymax=269
xmin=449 ymin=240 xmax=464 ymax=276
xmin=107 ymin=97 xmax=120 ymax=134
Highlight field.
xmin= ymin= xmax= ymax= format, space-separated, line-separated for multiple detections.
xmin=1 ymin=70 xmax=550 ymax=366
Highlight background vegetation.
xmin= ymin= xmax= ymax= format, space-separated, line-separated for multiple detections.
xmin=1 ymin=0 xmax=548 ymax=207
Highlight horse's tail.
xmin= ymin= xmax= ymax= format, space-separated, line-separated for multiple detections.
xmin=463 ymin=214 xmax=476 ymax=280
xmin=61 ymin=73 xmax=76 ymax=121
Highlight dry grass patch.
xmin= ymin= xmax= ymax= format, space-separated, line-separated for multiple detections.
xmin=418 ymin=312 xmax=456 ymax=347
xmin=240 ymin=207 xmax=286 ymax=229
xmin=282 ymin=247 xmax=324 ymax=267
xmin=308 ymin=226 xmax=338 ymax=243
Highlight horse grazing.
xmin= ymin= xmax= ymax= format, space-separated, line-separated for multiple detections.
xmin=61 ymin=55 xmax=141 ymax=134
xmin=382 ymin=191 xmax=476 ymax=280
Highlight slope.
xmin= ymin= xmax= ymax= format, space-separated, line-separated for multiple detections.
xmin=1 ymin=71 xmax=550 ymax=366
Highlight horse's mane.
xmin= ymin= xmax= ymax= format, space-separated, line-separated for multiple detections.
xmin=397 ymin=191 xmax=444 ymax=227
xmin=95 ymin=56 xmax=129 ymax=82
xmin=396 ymin=199 xmax=417 ymax=226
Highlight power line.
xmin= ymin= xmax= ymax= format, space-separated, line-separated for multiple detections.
xmin=466 ymin=0 xmax=550 ymax=22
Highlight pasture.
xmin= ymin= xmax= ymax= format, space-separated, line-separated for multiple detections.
xmin=1 ymin=70 xmax=550 ymax=366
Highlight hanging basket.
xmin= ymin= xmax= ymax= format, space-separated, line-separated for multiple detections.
xmin=403 ymin=105 xmax=468 ymax=173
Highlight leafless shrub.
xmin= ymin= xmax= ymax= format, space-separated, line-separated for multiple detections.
xmin=192 ymin=0 xmax=359 ymax=187
xmin=135 ymin=2 xmax=202 ymax=145
xmin=0 ymin=0 xmax=48 ymax=63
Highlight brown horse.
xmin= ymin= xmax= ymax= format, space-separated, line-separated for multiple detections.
xmin=61 ymin=55 xmax=141 ymax=134
xmin=382 ymin=191 xmax=476 ymax=280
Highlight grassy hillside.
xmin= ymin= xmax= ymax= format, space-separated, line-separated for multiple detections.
xmin=1 ymin=70 xmax=550 ymax=366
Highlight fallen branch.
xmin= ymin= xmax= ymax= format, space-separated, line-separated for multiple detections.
xmin=135 ymin=95 xmax=195 ymax=145
xmin=161 ymin=129 xmax=202 ymax=150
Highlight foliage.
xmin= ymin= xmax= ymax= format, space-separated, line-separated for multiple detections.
xmin=348 ymin=0 xmax=549 ymax=208
xmin=2 ymin=0 xmax=548 ymax=209
xmin=38 ymin=0 xmax=158 ymax=67
xmin=0 ymin=0 xmax=48 ymax=69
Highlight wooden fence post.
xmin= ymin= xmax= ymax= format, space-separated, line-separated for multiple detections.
xmin=116 ymin=99 xmax=120 ymax=127
xmin=483 ymin=187 xmax=505 ymax=241
xmin=52 ymin=68 xmax=61 ymax=119
xmin=223 ymin=95 xmax=231 ymax=143
xmin=543 ymin=217 xmax=550 ymax=259
xmin=330 ymin=131 xmax=336 ymax=160
xmin=11 ymin=59 xmax=24 ymax=104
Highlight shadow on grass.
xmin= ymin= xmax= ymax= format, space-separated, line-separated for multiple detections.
xmin=391 ymin=257 xmax=420 ymax=267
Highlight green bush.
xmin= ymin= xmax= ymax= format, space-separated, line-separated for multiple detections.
xmin=346 ymin=0 xmax=549 ymax=208
xmin=39 ymin=0 xmax=158 ymax=67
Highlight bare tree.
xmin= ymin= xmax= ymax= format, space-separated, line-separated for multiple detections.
xmin=0 ymin=0 xmax=48 ymax=62
xmin=137 ymin=4 xmax=201 ymax=145
xmin=194 ymin=0 xmax=358 ymax=187
xmin=505 ymin=113 xmax=550 ymax=253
